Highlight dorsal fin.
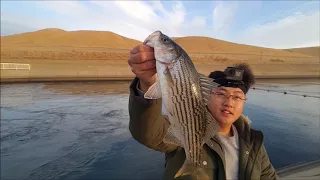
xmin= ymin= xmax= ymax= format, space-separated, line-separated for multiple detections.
xmin=199 ymin=74 xmax=220 ymax=105
xmin=204 ymin=109 xmax=220 ymax=144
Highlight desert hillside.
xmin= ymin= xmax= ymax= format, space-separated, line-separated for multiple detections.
xmin=1 ymin=28 xmax=313 ymax=57
xmin=1 ymin=28 xmax=141 ymax=49
xmin=284 ymin=46 xmax=320 ymax=58
xmin=2 ymin=28 xmax=318 ymax=63
xmin=173 ymin=36 xmax=311 ymax=57
xmin=1 ymin=28 xmax=319 ymax=82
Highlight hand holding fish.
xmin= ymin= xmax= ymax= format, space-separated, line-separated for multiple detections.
xmin=128 ymin=44 xmax=157 ymax=92
xmin=128 ymin=30 xmax=277 ymax=180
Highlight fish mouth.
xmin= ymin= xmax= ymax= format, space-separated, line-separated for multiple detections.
xmin=143 ymin=39 xmax=150 ymax=46
xmin=143 ymin=30 xmax=163 ymax=46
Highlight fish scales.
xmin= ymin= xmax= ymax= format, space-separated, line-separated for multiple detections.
xmin=169 ymin=56 xmax=206 ymax=165
xmin=167 ymin=52 xmax=204 ymax=165
xmin=143 ymin=30 xmax=220 ymax=179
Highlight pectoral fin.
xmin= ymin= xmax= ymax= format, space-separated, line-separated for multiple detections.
xmin=175 ymin=161 xmax=210 ymax=180
xmin=163 ymin=126 xmax=183 ymax=147
xmin=164 ymin=66 xmax=174 ymax=87
xmin=144 ymin=80 xmax=162 ymax=99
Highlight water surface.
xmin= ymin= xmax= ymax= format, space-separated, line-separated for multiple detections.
xmin=1 ymin=79 xmax=319 ymax=180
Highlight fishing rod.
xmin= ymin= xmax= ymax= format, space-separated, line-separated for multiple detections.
xmin=250 ymin=87 xmax=320 ymax=99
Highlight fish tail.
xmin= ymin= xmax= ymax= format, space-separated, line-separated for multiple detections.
xmin=174 ymin=161 xmax=210 ymax=180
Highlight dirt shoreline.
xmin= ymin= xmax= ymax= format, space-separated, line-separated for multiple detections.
xmin=1 ymin=75 xmax=319 ymax=84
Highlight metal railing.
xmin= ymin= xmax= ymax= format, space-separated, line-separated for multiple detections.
xmin=251 ymin=87 xmax=320 ymax=98
xmin=0 ymin=63 xmax=31 ymax=70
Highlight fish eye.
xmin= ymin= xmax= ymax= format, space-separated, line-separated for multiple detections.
xmin=162 ymin=37 xmax=168 ymax=42
xmin=161 ymin=36 xmax=169 ymax=43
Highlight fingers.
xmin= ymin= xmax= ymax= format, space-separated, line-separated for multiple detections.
xmin=130 ymin=44 xmax=154 ymax=54
xmin=128 ymin=51 xmax=155 ymax=64
xmin=128 ymin=44 xmax=157 ymax=87
xmin=130 ymin=60 xmax=156 ymax=73
xmin=134 ymin=68 xmax=157 ymax=78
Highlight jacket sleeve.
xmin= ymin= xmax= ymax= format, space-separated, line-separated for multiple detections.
xmin=260 ymin=144 xmax=279 ymax=180
xmin=128 ymin=77 xmax=178 ymax=153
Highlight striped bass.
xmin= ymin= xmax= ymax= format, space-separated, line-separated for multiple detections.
xmin=143 ymin=31 xmax=220 ymax=179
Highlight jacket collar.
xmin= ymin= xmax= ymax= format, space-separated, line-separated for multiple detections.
xmin=212 ymin=114 xmax=253 ymax=144
xmin=211 ymin=114 xmax=254 ymax=180
xmin=234 ymin=114 xmax=252 ymax=144
xmin=234 ymin=115 xmax=257 ymax=180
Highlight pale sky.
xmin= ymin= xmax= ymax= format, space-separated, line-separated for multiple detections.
xmin=1 ymin=0 xmax=319 ymax=49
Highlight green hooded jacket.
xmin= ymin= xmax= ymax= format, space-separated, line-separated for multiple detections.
xmin=128 ymin=77 xmax=279 ymax=180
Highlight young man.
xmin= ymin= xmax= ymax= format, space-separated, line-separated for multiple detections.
xmin=127 ymin=44 xmax=279 ymax=180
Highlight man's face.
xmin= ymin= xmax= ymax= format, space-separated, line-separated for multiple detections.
xmin=207 ymin=86 xmax=246 ymax=126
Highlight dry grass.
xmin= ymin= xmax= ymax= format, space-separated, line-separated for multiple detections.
xmin=1 ymin=28 xmax=319 ymax=82
xmin=284 ymin=46 xmax=320 ymax=58
xmin=173 ymin=36 xmax=315 ymax=57
xmin=269 ymin=59 xmax=284 ymax=63
xmin=1 ymin=59 xmax=319 ymax=83
xmin=1 ymin=47 xmax=130 ymax=61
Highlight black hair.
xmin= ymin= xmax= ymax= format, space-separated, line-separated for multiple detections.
xmin=233 ymin=63 xmax=255 ymax=89
xmin=208 ymin=63 xmax=255 ymax=94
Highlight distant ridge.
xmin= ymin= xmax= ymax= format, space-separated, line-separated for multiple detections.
xmin=1 ymin=28 xmax=313 ymax=58
xmin=1 ymin=28 xmax=141 ymax=49
xmin=283 ymin=46 xmax=320 ymax=58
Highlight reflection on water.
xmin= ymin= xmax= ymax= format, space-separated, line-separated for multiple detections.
xmin=42 ymin=81 xmax=132 ymax=95
xmin=1 ymin=79 xmax=320 ymax=180
xmin=254 ymin=78 xmax=320 ymax=98
xmin=245 ymin=79 xmax=320 ymax=168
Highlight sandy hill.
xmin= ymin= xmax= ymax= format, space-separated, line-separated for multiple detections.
xmin=171 ymin=36 xmax=312 ymax=57
xmin=1 ymin=28 xmax=141 ymax=49
xmin=1 ymin=28 xmax=318 ymax=64
xmin=1 ymin=28 xmax=312 ymax=57
xmin=1 ymin=29 xmax=319 ymax=81
xmin=283 ymin=46 xmax=320 ymax=58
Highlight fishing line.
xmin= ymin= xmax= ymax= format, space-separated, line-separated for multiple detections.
xmin=250 ymin=87 xmax=320 ymax=99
